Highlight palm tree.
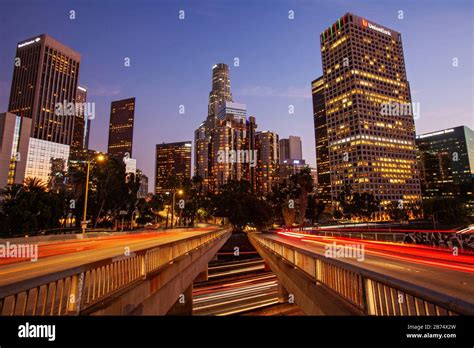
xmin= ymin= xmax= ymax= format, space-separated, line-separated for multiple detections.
xmin=0 ymin=184 xmax=23 ymax=201
xmin=23 ymin=177 xmax=47 ymax=192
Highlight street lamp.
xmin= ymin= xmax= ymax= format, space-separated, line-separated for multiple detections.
xmin=170 ymin=189 xmax=184 ymax=229
xmin=81 ymin=154 xmax=105 ymax=234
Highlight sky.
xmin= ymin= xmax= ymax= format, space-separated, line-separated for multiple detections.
xmin=0 ymin=0 xmax=473 ymax=189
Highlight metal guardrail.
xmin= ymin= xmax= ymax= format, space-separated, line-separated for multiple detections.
xmin=250 ymin=233 xmax=474 ymax=316
xmin=0 ymin=228 xmax=230 ymax=316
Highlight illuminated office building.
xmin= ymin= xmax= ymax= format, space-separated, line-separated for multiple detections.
xmin=195 ymin=64 xmax=233 ymax=192
xmin=24 ymin=137 xmax=70 ymax=184
xmin=8 ymin=34 xmax=81 ymax=145
xmin=72 ymin=85 xmax=91 ymax=150
xmin=194 ymin=121 xmax=209 ymax=185
xmin=207 ymin=63 xmax=233 ymax=127
xmin=0 ymin=113 xmax=31 ymax=188
xmin=195 ymin=63 xmax=259 ymax=192
xmin=312 ymin=76 xmax=331 ymax=205
xmin=279 ymin=159 xmax=307 ymax=183
xmin=416 ymin=126 xmax=474 ymax=199
xmin=212 ymin=112 xmax=257 ymax=191
xmin=155 ymin=141 xmax=192 ymax=193
xmin=320 ymin=13 xmax=421 ymax=209
xmin=255 ymin=131 xmax=279 ymax=193
xmin=108 ymin=98 xmax=135 ymax=157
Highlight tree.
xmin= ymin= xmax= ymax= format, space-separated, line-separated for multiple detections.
xmin=336 ymin=184 xmax=380 ymax=221
xmin=290 ymin=167 xmax=314 ymax=228
xmin=212 ymin=180 xmax=271 ymax=231
xmin=306 ymin=194 xmax=326 ymax=225
xmin=266 ymin=179 xmax=299 ymax=227
xmin=0 ymin=178 xmax=67 ymax=236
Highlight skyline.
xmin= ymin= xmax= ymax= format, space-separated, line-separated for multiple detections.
xmin=0 ymin=0 xmax=472 ymax=189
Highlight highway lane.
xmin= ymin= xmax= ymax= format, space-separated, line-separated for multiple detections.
xmin=207 ymin=259 xmax=265 ymax=279
xmin=261 ymin=232 xmax=474 ymax=303
xmin=193 ymin=272 xmax=279 ymax=316
xmin=0 ymin=227 xmax=218 ymax=287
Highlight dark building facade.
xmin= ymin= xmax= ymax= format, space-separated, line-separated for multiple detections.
xmin=312 ymin=76 xmax=331 ymax=205
xmin=8 ymin=34 xmax=81 ymax=145
xmin=71 ymin=85 xmax=90 ymax=150
xmin=320 ymin=13 xmax=421 ymax=211
xmin=416 ymin=126 xmax=474 ymax=200
xmin=155 ymin=141 xmax=192 ymax=193
xmin=107 ymin=97 xmax=135 ymax=157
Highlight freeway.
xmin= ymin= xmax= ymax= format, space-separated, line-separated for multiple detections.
xmin=262 ymin=231 xmax=474 ymax=303
xmin=193 ymin=271 xmax=279 ymax=316
xmin=0 ymin=227 xmax=217 ymax=287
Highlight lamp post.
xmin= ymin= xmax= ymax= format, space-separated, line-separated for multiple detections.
xmin=81 ymin=154 xmax=105 ymax=234
xmin=170 ymin=189 xmax=183 ymax=229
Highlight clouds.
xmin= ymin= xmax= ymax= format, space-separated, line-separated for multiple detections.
xmin=236 ymin=85 xmax=311 ymax=99
xmin=87 ymin=83 xmax=122 ymax=97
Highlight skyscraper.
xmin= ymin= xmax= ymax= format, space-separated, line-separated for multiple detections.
xmin=312 ymin=76 xmax=331 ymax=205
xmin=255 ymin=131 xmax=279 ymax=193
xmin=319 ymin=13 xmax=421 ymax=210
xmin=279 ymin=136 xmax=303 ymax=164
xmin=195 ymin=63 xmax=257 ymax=193
xmin=212 ymin=111 xmax=257 ymax=191
xmin=416 ymin=126 xmax=474 ymax=200
xmin=108 ymin=97 xmax=135 ymax=157
xmin=8 ymin=34 xmax=81 ymax=145
xmin=0 ymin=113 xmax=31 ymax=187
xmin=71 ymin=85 xmax=91 ymax=150
xmin=155 ymin=141 xmax=192 ymax=193
xmin=194 ymin=122 xmax=209 ymax=182
xmin=208 ymin=63 xmax=233 ymax=124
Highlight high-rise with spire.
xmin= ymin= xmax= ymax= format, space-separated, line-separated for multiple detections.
xmin=194 ymin=63 xmax=258 ymax=192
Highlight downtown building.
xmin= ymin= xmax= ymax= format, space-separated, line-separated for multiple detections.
xmin=312 ymin=77 xmax=331 ymax=206
xmin=278 ymin=135 xmax=309 ymax=183
xmin=155 ymin=141 xmax=192 ymax=194
xmin=416 ymin=126 xmax=474 ymax=206
xmin=317 ymin=13 xmax=421 ymax=215
xmin=71 ymin=85 xmax=91 ymax=150
xmin=279 ymin=136 xmax=302 ymax=164
xmin=212 ymin=102 xmax=257 ymax=191
xmin=0 ymin=113 xmax=31 ymax=188
xmin=7 ymin=34 xmax=81 ymax=184
xmin=255 ymin=131 xmax=279 ymax=193
xmin=195 ymin=63 xmax=258 ymax=193
xmin=108 ymin=97 xmax=135 ymax=158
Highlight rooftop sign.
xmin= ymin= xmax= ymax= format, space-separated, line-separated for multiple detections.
xmin=362 ymin=19 xmax=391 ymax=36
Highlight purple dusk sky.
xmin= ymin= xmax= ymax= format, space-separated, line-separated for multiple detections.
xmin=0 ymin=0 xmax=472 ymax=189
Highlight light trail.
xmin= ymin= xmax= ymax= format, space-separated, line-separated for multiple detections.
xmin=276 ymin=231 xmax=474 ymax=273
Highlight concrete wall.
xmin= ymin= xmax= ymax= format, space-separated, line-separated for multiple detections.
xmin=85 ymin=228 xmax=231 ymax=315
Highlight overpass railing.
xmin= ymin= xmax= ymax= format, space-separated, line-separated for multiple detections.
xmin=250 ymin=233 xmax=474 ymax=316
xmin=0 ymin=228 xmax=231 ymax=316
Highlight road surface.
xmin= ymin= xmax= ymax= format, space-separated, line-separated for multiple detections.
xmin=0 ymin=227 xmax=217 ymax=287
xmin=262 ymin=231 xmax=474 ymax=303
